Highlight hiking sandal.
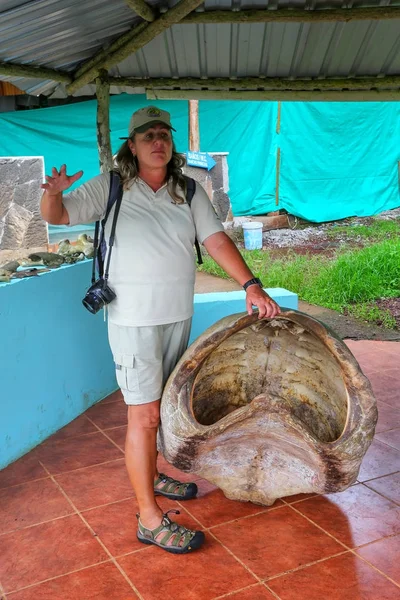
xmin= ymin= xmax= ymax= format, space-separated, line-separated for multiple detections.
xmin=137 ymin=510 xmax=205 ymax=554
xmin=154 ymin=472 xmax=198 ymax=501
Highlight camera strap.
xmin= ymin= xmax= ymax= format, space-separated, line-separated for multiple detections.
xmin=102 ymin=187 xmax=123 ymax=289
xmin=91 ymin=173 xmax=123 ymax=287
xmin=91 ymin=222 xmax=100 ymax=285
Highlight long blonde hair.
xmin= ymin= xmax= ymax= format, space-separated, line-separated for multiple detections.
xmin=114 ymin=136 xmax=187 ymax=204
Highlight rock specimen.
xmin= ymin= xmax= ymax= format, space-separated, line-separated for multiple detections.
xmin=0 ymin=234 xmax=94 ymax=283
xmin=57 ymin=234 xmax=94 ymax=259
xmin=0 ymin=157 xmax=48 ymax=250
xmin=159 ymin=310 xmax=377 ymax=505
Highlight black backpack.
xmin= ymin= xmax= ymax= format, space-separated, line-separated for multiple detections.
xmin=96 ymin=171 xmax=203 ymax=279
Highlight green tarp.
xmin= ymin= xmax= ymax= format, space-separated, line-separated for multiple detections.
xmin=1 ymin=94 xmax=399 ymax=222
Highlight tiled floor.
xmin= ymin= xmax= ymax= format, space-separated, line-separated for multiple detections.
xmin=1 ymin=340 xmax=400 ymax=600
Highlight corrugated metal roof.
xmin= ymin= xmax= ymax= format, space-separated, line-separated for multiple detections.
xmin=113 ymin=19 xmax=400 ymax=79
xmin=0 ymin=0 xmax=400 ymax=97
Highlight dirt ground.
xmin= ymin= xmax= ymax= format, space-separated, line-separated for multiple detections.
xmin=297 ymin=300 xmax=400 ymax=342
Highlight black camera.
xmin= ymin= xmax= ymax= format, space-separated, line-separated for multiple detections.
xmin=82 ymin=279 xmax=116 ymax=314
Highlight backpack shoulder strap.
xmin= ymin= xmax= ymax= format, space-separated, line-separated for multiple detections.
xmin=184 ymin=175 xmax=196 ymax=207
xmin=183 ymin=175 xmax=203 ymax=265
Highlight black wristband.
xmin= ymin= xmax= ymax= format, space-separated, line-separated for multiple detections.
xmin=243 ymin=277 xmax=263 ymax=291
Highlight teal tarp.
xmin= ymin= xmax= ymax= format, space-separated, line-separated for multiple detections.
xmin=0 ymin=95 xmax=188 ymax=191
xmin=0 ymin=95 xmax=399 ymax=222
xmin=279 ymin=103 xmax=400 ymax=221
xmin=200 ymin=101 xmax=278 ymax=216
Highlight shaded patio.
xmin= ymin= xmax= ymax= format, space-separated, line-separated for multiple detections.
xmin=1 ymin=340 xmax=399 ymax=599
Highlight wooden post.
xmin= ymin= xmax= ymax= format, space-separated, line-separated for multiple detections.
xmin=95 ymin=71 xmax=113 ymax=173
xmin=275 ymin=148 xmax=281 ymax=207
xmin=276 ymin=101 xmax=281 ymax=134
xmin=189 ymin=100 xmax=200 ymax=151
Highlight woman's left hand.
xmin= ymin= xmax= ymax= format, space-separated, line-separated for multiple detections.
xmin=246 ymin=285 xmax=281 ymax=319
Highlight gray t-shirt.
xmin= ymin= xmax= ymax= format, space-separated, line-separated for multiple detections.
xmin=63 ymin=174 xmax=224 ymax=326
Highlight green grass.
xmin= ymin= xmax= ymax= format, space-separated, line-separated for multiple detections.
xmin=347 ymin=303 xmax=397 ymax=330
xmin=199 ymin=238 xmax=400 ymax=329
xmin=327 ymin=218 xmax=400 ymax=241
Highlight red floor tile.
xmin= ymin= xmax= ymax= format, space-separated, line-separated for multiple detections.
xmin=104 ymin=426 xmax=126 ymax=450
xmin=345 ymin=339 xmax=400 ymax=355
xmin=364 ymin=472 xmax=400 ymax=505
xmin=117 ymin=535 xmax=256 ymax=600
xmin=183 ymin=480 xmax=276 ymax=528
xmin=351 ymin=343 xmax=400 ymax=374
xmin=43 ymin=415 xmax=98 ymax=444
xmin=361 ymin=357 xmax=400 ymax=378
xmin=375 ymin=403 xmax=400 ymax=434
xmin=219 ymin=584 xmax=276 ymax=599
xmin=0 ymin=478 xmax=73 ymax=534
xmin=157 ymin=455 xmax=202 ymax=484
xmin=36 ymin=432 xmax=123 ymax=474
xmin=55 ymin=459 xmax=133 ymax=511
xmin=0 ymin=452 xmax=47 ymax=489
xmin=281 ymin=492 xmax=317 ymax=504
xmin=356 ymin=534 xmax=400 ymax=584
xmin=82 ymin=496 xmax=200 ymax=557
xmin=357 ymin=439 xmax=400 ymax=481
xmin=3 ymin=340 xmax=399 ymax=598
xmin=295 ymin=484 xmax=400 ymax=548
xmin=212 ymin=506 xmax=343 ymax=579
xmin=8 ymin=562 xmax=138 ymax=600
xmin=375 ymin=428 xmax=400 ymax=451
xmin=367 ymin=371 xmax=400 ymax=409
xmin=0 ymin=515 xmax=108 ymax=593
xmin=268 ymin=552 xmax=400 ymax=600
xmin=99 ymin=389 xmax=124 ymax=404
xmin=344 ymin=339 xmax=368 ymax=350
xmin=85 ymin=400 xmax=127 ymax=430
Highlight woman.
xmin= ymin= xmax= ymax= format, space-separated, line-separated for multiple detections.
xmin=41 ymin=105 xmax=280 ymax=554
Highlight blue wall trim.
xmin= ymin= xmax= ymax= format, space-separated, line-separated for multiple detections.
xmin=0 ymin=263 xmax=297 ymax=469
xmin=190 ymin=289 xmax=298 ymax=343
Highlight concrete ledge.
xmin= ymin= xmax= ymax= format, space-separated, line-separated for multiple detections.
xmin=191 ymin=288 xmax=298 ymax=342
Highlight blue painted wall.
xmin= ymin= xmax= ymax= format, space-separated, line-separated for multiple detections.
xmin=0 ymin=263 xmax=297 ymax=469
xmin=0 ymin=261 xmax=116 ymax=469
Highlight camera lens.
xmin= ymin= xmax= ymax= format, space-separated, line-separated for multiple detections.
xmin=82 ymin=295 xmax=102 ymax=314
xmin=82 ymin=280 xmax=116 ymax=314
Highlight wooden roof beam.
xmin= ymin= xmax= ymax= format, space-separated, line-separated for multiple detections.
xmin=74 ymin=21 xmax=148 ymax=80
xmin=0 ymin=61 xmax=72 ymax=83
xmin=124 ymin=0 xmax=156 ymax=22
xmin=108 ymin=74 xmax=400 ymax=92
xmin=66 ymin=0 xmax=204 ymax=96
xmin=182 ymin=7 xmax=400 ymax=24
xmin=147 ymin=88 xmax=400 ymax=101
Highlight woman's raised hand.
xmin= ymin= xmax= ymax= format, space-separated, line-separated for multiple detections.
xmin=41 ymin=164 xmax=83 ymax=195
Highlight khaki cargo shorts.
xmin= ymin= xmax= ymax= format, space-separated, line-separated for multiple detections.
xmin=107 ymin=319 xmax=192 ymax=405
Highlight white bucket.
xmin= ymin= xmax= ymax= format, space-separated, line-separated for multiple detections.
xmin=242 ymin=221 xmax=263 ymax=250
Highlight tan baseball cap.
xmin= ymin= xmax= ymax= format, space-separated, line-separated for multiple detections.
xmin=120 ymin=106 xmax=176 ymax=138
